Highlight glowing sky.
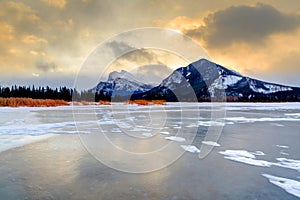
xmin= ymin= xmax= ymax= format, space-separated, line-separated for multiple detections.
xmin=1 ymin=0 xmax=300 ymax=88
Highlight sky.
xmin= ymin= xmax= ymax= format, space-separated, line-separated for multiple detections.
xmin=1 ymin=0 xmax=300 ymax=88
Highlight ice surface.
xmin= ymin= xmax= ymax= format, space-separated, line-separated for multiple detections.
xmin=270 ymin=123 xmax=285 ymax=127
xmin=0 ymin=134 xmax=56 ymax=153
xmin=180 ymin=145 xmax=200 ymax=153
xmin=262 ymin=174 xmax=300 ymax=198
xmin=160 ymin=131 xmax=170 ymax=135
xmin=202 ymin=141 xmax=221 ymax=147
xmin=164 ymin=136 xmax=186 ymax=142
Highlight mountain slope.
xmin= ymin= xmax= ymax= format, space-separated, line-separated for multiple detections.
xmin=132 ymin=59 xmax=300 ymax=102
xmin=93 ymin=70 xmax=153 ymax=98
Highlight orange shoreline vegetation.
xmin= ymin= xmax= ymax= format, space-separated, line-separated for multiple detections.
xmin=125 ymin=100 xmax=166 ymax=105
xmin=0 ymin=98 xmax=166 ymax=107
xmin=0 ymin=97 xmax=69 ymax=107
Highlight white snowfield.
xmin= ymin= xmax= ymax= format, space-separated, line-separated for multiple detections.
xmin=248 ymin=79 xmax=293 ymax=94
xmin=208 ymin=75 xmax=242 ymax=97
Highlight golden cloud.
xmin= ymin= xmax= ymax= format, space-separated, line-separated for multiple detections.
xmin=0 ymin=22 xmax=14 ymax=41
xmin=41 ymin=0 xmax=67 ymax=8
xmin=155 ymin=16 xmax=203 ymax=33
xmin=21 ymin=35 xmax=48 ymax=44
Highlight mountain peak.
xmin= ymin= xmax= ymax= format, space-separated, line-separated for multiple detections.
xmin=191 ymin=58 xmax=213 ymax=66
xmin=108 ymin=70 xmax=136 ymax=81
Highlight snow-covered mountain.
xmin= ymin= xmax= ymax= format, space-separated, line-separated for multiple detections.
xmin=132 ymin=59 xmax=300 ymax=102
xmin=93 ymin=70 xmax=153 ymax=97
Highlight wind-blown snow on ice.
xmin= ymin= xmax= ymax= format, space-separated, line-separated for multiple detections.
xmin=276 ymin=145 xmax=289 ymax=149
xmin=219 ymin=150 xmax=271 ymax=167
xmin=226 ymin=117 xmax=300 ymax=123
xmin=160 ymin=131 xmax=170 ymax=135
xmin=180 ymin=145 xmax=200 ymax=153
xmin=202 ymin=141 xmax=221 ymax=147
xmin=219 ymin=150 xmax=300 ymax=172
xmin=262 ymin=174 xmax=300 ymax=198
xmin=164 ymin=136 xmax=186 ymax=142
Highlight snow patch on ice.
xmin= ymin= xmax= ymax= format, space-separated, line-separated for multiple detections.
xmin=270 ymin=123 xmax=285 ymax=127
xmin=220 ymin=149 xmax=300 ymax=172
xmin=165 ymin=136 xmax=186 ymax=142
xmin=262 ymin=174 xmax=300 ymax=198
xmin=181 ymin=145 xmax=200 ymax=153
xmin=202 ymin=141 xmax=221 ymax=147
xmin=276 ymin=145 xmax=289 ymax=149
xmin=159 ymin=131 xmax=170 ymax=135
xmin=280 ymin=152 xmax=289 ymax=156
xmin=142 ymin=133 xmax=153 ymax=137
xmin=285 ymin=113 xmax=300 ymax=118
xmin=198 ymin=121 xmax=225 ymax=127
xmin=274 ymin=158 xmax=300 ymax=172
xmin=219 ymin=150 xmax=271 ymax=167
xmin=226 ymin=117 xmax=300 ymax=123
xmin=111 ymin=128 xmax=122 ymax=133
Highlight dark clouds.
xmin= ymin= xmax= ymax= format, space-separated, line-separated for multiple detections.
xmin=35 ymin=61 xmax=57 ymax=72
xmin=130 ymin=64 xmax=173 ymax=84
xmin=106 ymin=41 xmax=161 ymax=64
xmin=185 ymin=4 xmax=300 ymax=48
xmin=106 ymin=41 xmax=136 ymax=57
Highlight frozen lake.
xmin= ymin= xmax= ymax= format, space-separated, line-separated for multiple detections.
xmin=0 ymin=103 xmax=300 ymax=199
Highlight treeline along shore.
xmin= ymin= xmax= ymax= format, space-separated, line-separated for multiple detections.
xmin=0 ymin=84 xmax=300 ymax=107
